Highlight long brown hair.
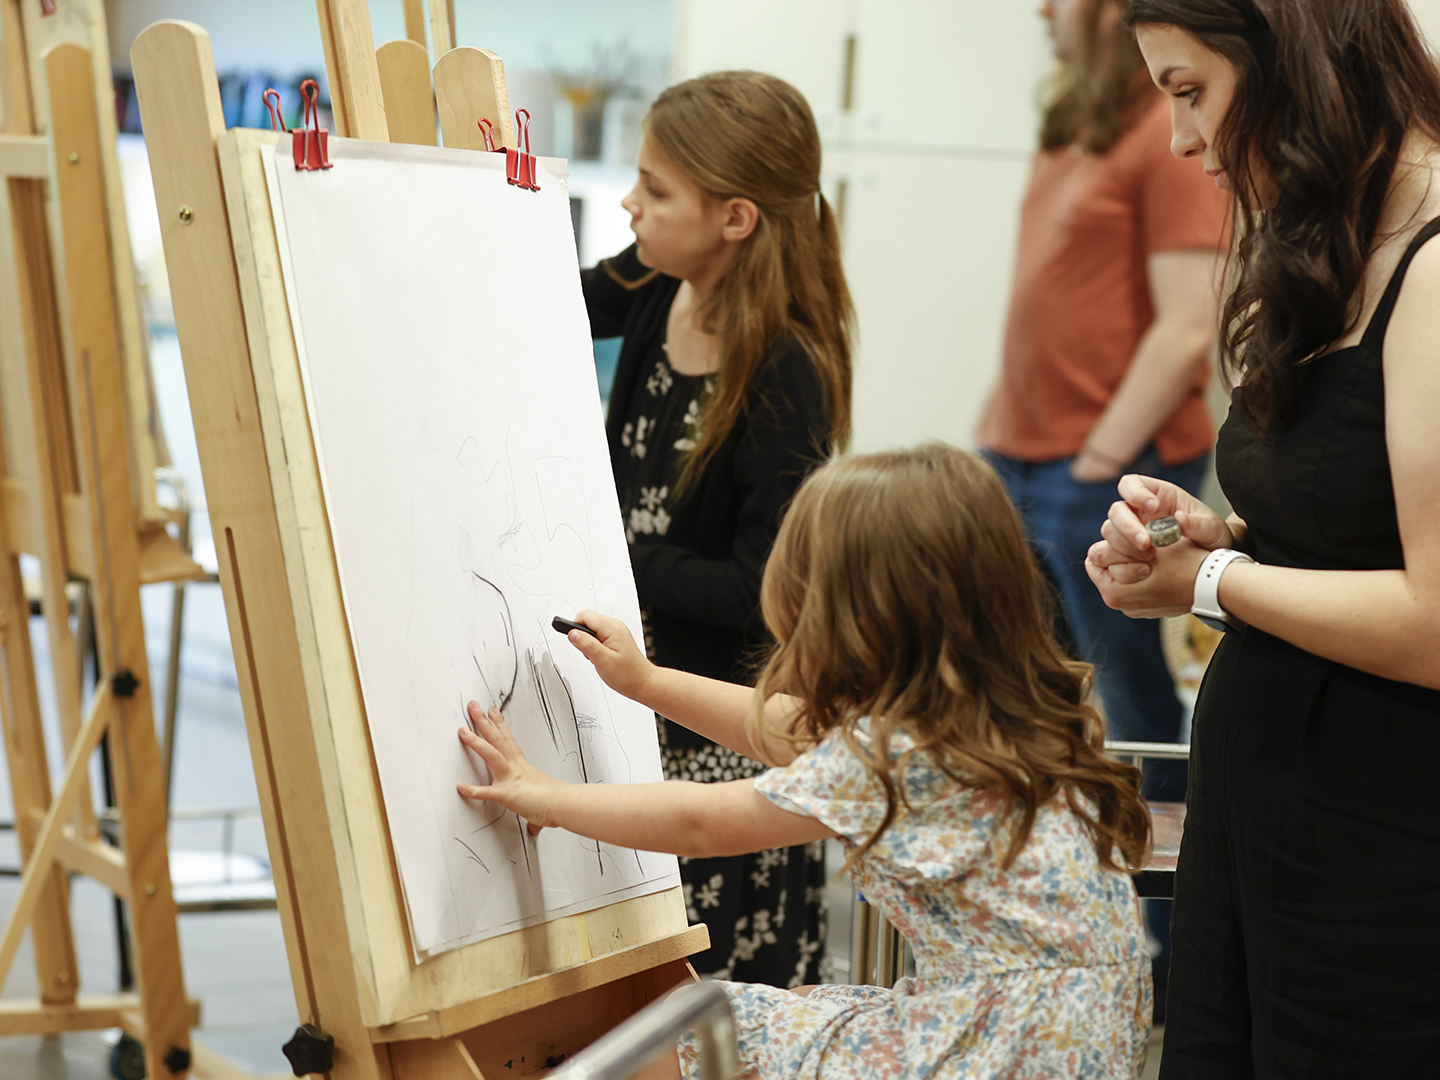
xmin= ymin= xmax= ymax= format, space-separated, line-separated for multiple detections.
xmin=644 ymin=72 xmax=853 ymax=489
xmin=1042 ymin=0 xmax=1153 ymax=154
xmin=751 ymin=445 xmax=1151 ymax=874
xmin=1124 ymin=0 xmax=1440 ymax=434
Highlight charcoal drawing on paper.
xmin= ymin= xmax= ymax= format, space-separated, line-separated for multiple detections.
xmin=264 ymin=137 xmax=678 ymax=959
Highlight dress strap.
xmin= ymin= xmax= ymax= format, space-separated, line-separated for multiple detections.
xmin=1360 ymin=214 xmax=1440 ymax=355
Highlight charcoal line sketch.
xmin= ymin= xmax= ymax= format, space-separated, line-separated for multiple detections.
xmin=265 ymin=137 xmax=679 ymax=961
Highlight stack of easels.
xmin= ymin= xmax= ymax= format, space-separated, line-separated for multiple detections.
xmin=131 ymin=3 xmax=706 ymax=1078
xmin=0 ymin=1 xmax=209 ymax=1077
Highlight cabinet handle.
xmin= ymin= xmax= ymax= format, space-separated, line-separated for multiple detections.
xmin=842 ymin=35 xmax=857 ymax=112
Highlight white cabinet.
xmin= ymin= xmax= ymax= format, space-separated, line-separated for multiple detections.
xmin=848 ymin=2 xmax=1050 ymax=152
xmin=839 ymin=150 xmax=1029 ymax=451
xmin=671 ymin=0 xmax=854 ymax=140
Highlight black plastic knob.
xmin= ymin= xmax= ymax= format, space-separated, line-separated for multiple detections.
xmin=111 ymin=668 xmax=141 ymax=698
xmin=282 ymin=1024 xmax=335 ymax=1076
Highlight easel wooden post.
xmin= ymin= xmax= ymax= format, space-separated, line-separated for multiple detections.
xmin=132 ymin=6 xmax=707 ymax=1078
xmin=0 ymin=2 xmax=210 ymax=1076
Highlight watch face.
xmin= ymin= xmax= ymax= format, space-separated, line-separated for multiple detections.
xmin=1196 ymin=614 xmax=1230 ymax=633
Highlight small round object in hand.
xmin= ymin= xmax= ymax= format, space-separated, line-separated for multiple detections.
xmin=1146 ymin=515 xmax=1182 ymax=547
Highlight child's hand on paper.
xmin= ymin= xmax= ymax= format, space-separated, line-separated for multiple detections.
xmin=564 ymin=609 xmax=656 ymax=702
xmin=457 ymin=702 xmax=564 ymax=833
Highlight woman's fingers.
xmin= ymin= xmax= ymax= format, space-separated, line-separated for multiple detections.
xmin=1108 ymin=561 xmax=1154 ymax=585
xmin=1089 ymin=536 xmax=1153 ymax=574
xmin=1100 ymin=514 xmax=1154 ymax=561
xmin=1116 ymin=473 xmax=1170 ymax=515
xmin=1174 ymin=507 xmax=1233 ymax=551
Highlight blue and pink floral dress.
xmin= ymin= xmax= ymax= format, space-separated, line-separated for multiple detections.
xmin=679 ymin=727 xmax=1151 ymax=1079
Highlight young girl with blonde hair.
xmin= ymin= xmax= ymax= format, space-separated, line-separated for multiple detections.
xmin=581 ymin=70 xmax=852 ymax=986
xmin=459 ymin=444 xmax=1154 ymax=1078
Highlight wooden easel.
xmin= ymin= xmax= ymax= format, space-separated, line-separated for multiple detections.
xmin=131 ymin=5 xmax=706 ymax=1078
xmin=0 ymin=1 xmax=209 ymax=1077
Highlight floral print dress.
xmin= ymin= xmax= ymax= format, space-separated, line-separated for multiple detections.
xmin=679 ymin=726 xmax=1152 ymax=1079
xmin=615 ymin=352 xmax=828 ymax=987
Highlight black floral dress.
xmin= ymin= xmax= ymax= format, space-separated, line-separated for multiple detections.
xmin=613 ymin=348 xmax=827 ymax=986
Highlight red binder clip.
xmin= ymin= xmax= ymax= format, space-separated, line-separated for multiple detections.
xmin=293 ymin=79 xmax=332 ymax=172
xmin=507 ymin=109 xmax=540 ymax=192
xmin=264 ymin=89 xmax=288 ymax=133
xmin=478 ymin=118 xmax=500 ymax=153
xmin=39 ymin=0 xmax=56 ymax=15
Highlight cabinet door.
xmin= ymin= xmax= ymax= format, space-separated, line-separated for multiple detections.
xmin=671 ymin=0 xmax=854 ymax=139
xmin=835 ymin=148 xmax=1030 ymax=451
xmin=849 ymin=1 xmax=1050 ymax=153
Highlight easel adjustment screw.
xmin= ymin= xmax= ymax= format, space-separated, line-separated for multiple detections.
xmin=111 ymin=668 xmax=141 ymax=698
xmin=178 ymin=205 xmax=195 ymax=224
xmin=163 ymin=1046 xmax=192 ymax=1075
xmin=283 ymin=1023 xmax=335 ymax=1076
xmin=68 ymin=152 xmax=79 ymax=164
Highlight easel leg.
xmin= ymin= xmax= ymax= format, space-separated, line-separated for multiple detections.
xmin=0 ymin=683 xmax=111 ymax=984
xmin=44 ymin=42 xmax=193 ymax=1078
xmin=5 ymin=173 xmax=101 ymax=846
xmin=0 ymin=536 xmax=78 ymax=1003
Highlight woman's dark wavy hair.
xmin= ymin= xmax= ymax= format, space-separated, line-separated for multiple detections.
xmin=1123 ymin=0 xmax=1440 ymax=433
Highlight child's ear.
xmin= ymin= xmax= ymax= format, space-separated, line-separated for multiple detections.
xmin=721 ymin=197 xmax=761 ymax=243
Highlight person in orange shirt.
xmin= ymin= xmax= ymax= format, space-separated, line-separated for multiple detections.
xmin=980 ymin=0 xmax=1227 ymax=1018
xmin=982 ymin=0 xmax=1226 ymax=781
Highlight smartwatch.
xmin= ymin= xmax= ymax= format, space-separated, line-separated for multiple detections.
xmin=1191 ymin=548 xmax=1255 ymax=632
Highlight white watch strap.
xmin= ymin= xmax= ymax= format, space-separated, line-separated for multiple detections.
xmin=1192 ymin=548 xmax=1255 ymax=629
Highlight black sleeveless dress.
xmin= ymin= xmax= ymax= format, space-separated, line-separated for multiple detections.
xmin=1160 ymin=220 xmax=1440 ymax=1078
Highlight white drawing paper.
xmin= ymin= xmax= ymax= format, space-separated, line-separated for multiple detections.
xmin=263 ymin=138 xmax=679 ymax=960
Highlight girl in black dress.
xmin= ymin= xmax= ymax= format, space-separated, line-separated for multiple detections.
xmin=1085 ymin=1 xmax=1440 ymax=1075
xmin=580 ymin=72 xmax=853 ymax=987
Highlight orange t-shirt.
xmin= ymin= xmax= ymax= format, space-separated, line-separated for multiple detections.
xmin=981 ymin=93 xmax=1230 ymax=466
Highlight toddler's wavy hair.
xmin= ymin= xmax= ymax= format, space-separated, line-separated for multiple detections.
xmin=751 ymin=444 xmax=1151 ymax=873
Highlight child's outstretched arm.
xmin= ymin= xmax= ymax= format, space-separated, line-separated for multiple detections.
xmin=457 ymin=703 xmax=833 ymax=857
xmin=563 ymin=609 xmax=807 ymax=766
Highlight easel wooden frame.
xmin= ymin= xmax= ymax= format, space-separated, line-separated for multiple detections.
xmin=131 ymin=7 xmax=706 ymax=1079
xmin=0 ymin=3 xmax=208 ymax=1077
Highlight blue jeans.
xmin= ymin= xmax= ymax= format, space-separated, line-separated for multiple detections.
xmin=983 ymin=447 xmax=1209 ymax=805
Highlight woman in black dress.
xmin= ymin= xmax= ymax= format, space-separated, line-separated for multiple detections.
xmin=580 ymin=72 xmax=853 ymax=987
xmin=1085 ymin=1 xmax=1440 ymax=1074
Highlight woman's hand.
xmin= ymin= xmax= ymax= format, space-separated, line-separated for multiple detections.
xmin=457 ymin=702 xmax=565 ymax=831
xmin=1084 ymin=473 xmax=1233 ymax=618
xmin=1087 ymin=538 xmax=1210 ymax=618
xmin=1101 ymin=474 xmax=1235 ymax=563
xmin=564 ymin=609 xmax=656 ymax=703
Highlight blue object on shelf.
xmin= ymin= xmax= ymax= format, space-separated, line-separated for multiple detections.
xmin=594 ymin=337 xmax=621 ymax=413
